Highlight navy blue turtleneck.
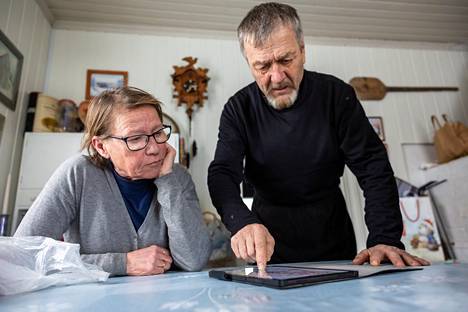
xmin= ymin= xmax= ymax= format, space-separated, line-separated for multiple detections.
xmin=112 ymin=168 xmax=156 ymax=231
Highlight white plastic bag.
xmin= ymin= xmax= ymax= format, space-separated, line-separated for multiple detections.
xmin=400 ymin=197 xmax=446 ymax=262
xmin=0 ymin=236 xmax=109 ymax=295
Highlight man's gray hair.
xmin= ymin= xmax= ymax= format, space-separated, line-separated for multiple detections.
xmin=237 ymin=2 xmax=303 ymax=55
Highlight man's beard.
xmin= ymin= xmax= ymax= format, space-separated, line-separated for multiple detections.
xmin=266 ymin=89 xmax=298 ymax=110
xmin=265 ymin=81 xmax=298 ymax=110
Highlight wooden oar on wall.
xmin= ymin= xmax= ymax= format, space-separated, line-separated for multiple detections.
xmin=349 ymin=77 xmax=458 ymax=101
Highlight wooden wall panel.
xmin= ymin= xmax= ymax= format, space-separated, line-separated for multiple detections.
xmin=0 ymin=0 xmax=51 ymax=217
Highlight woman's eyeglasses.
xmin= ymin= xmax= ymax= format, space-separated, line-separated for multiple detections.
xmin=108 ymin=125 xmax=172 ymax=151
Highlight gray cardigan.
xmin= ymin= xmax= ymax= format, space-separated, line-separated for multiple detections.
xmin=15 ymin=155 xmax=211 ymax=276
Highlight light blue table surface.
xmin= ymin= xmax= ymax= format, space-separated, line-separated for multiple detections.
xmin=1 ymin=263 xmax=467 ymax=311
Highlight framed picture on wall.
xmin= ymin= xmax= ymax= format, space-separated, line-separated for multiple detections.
xmin=85 ymin=69 xmax=128 ymax=99
xmin=0 ymin=29 xmax=24 ymax=111
xmin=368 ymin=116 xmax=385 ymax=141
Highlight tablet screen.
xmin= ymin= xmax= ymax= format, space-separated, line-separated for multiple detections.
xmin=225 ymin=266 xmax=350 ymax=280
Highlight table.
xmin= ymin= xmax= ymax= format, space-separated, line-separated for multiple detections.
xmin=1 ymin=263 xmax=467 ymax=311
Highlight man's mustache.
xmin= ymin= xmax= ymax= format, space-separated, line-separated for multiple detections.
xmin=268 ymin=80 xmax=293 ymax=93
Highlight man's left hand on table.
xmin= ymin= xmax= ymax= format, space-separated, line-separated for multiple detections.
xmin=352 ymin=244 xmax=431 ymax=267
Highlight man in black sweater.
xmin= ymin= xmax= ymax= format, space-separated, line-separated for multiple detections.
xmin=208 ymin=2 xmax=429 ymax=270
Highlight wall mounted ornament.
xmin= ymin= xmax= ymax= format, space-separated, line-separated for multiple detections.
xmin=171 ymin=56 xmax=209 ymax=135
xmin=349 ymin=77 xmax=458 ymax=101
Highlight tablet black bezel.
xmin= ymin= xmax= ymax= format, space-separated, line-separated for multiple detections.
xmin=209 ymin=265 xmax=359 ymax=289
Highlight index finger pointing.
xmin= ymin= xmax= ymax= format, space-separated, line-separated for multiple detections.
xmin=254 ymin=232 xmax=268 ymax=271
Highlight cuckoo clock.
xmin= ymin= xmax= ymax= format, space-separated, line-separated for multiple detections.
xmin=171 ymin=56 xmax=209 ymax=134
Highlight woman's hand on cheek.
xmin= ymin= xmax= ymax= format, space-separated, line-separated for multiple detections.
xmin=159 ymin=144 xmax=176 ymax=177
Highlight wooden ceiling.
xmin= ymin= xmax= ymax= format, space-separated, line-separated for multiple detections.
xmin=38 ymin=0 xmax=468 ymax=47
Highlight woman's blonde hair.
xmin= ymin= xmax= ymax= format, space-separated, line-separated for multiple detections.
xmin=81 ymin=87 xmax=163 ymax=168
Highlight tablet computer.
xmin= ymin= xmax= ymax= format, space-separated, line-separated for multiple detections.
xmin=209 ymin=265 xmax=358 ymax=289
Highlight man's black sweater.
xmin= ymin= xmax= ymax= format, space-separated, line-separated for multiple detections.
xmin=208 ymin=70 xmax=403 ymax=262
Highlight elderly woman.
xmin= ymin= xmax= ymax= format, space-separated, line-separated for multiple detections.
xmin=15 ymin=87 xmax=211 ymax=276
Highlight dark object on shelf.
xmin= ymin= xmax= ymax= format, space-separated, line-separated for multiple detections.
xmin=0 ymin=214 xmax=9 ymax=236
xmin=56 ymin=99 xmax=83 ymax=132
xmin=349 ymin=77 xmax=458 ymax=101
xmin=24 ymin=92 xmax=40 ymax=132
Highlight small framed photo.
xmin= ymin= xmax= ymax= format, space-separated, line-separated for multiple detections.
xmin=85 ymin=69 xmax=128 ymax=99
xmin=368 ymin=116 xmax=385 ymax=141
xmin=0 ymin=29 xmax=24 ymax=111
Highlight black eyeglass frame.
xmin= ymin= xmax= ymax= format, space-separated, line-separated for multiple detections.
xmin=107 ymin=124 xmax=172 ymax=151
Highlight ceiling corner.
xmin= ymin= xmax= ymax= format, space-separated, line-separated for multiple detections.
xmin=34 ymin=0 xmax=55 ymax=25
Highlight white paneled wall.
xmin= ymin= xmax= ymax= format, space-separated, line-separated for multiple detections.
xmin=0 ymin=0 xmax=51 ymax=215
xmin=44 ymin=29 xmax=467 ymax=249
